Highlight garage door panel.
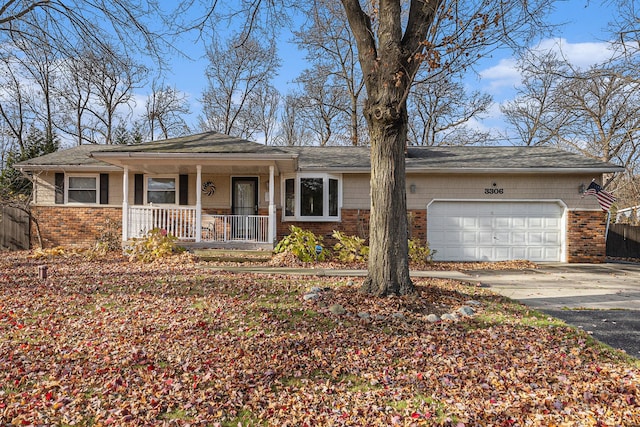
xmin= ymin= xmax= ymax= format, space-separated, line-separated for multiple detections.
xmin=512 ymin=247 xmax=527 ymax=259
xmin=428 ymin=201 xmax=564 ymax=262
xmin=494 ymin=247 xmax=510 ymax=259
xmin=462 ymin=232 xmax=477 ymax=243
xmin=545 ymin=218 xmax=561 ymax=228
xmin=528 ymin=217 xmax=544 ymax=228
xmin=528 ymin=247 xmax=545 ymax=260
xmin=479 ymin=217 xmax=492 ymax=228
xmin=478 ymin=231 xmax=493 ymax=245
xmin=494 ymin=231 xmax=510 ymax=244
xmin=529 ymin=232 xmax=543 ymax=244
xmin=544 ymin=232 xmax=561 ymax=244
xmin=478 ymin=247 xmax=495 ymax=260
xmin=463 ymin=217 xmax=477 ymax=228
xmin=512 ymin=217 xmax=526 ymax=228
xmin=512 ymin=232 xmax=526 ymax=244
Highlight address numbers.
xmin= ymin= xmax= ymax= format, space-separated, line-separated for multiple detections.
xmin=484 ymin=188 xmax=504 ymax=194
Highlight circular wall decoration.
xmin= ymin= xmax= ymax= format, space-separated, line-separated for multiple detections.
xmin=202 ymin=181 xmax=216 ymax=196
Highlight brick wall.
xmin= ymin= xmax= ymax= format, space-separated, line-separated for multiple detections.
xmin=276 ymin=209 xmax=427 ymax=246
xmin=28 ymin=206 xmax=604 ymax=262
xmin=567 ymin=210 xmax=607 ymax=263
xmin=31 ymin=206 xmax=122 ymax=248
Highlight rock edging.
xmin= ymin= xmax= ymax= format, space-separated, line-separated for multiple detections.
xmin=303 ymin=285 xmax=482 ymax=324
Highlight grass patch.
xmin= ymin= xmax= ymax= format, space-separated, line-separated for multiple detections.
xmin=387 ymin=394 xmax=454 ymax=423
xmin=221 ymin=409 xmax=263 ymax=426
xmin=159 ymin=408 xmax=194 ymax=421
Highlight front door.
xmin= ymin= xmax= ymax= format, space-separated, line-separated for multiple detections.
xmin=232 ymin=177 xmax=258 ymax=239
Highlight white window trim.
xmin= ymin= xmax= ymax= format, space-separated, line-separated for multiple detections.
xmin=65 ymin=173 xmax=99 ymax=205
xmin=144 ymin=174 xmax=179 ymax=205
xmin=281 ymin=173 xmax=342 ymax=222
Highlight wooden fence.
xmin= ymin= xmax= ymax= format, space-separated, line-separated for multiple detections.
xmin=606 ymin=223 xmax=640 ymax=258
xmin=0 ymin=206 xmax=30 ymax=250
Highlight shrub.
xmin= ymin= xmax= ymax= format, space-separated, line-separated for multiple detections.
xmin=273 ymin=226 xmax=329 ymax=262
xmin=29 ymin=246 xmax=67 ymax=259
xmin=126 ymin=228 xmax=185 ymax=263
xmin=332 ymin=230 xmax=369 ymax=262
xmin=408 ymin=238 xmax=436 ymax=263
xmin=86 ymin=218 xmax=122 ymax=258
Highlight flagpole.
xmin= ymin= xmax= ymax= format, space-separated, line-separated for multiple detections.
xmin=605 ymin=210 xmax=611 ymax=241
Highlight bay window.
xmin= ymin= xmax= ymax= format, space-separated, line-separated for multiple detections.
xmin=283 ymin=174 xmax=341 ymax=220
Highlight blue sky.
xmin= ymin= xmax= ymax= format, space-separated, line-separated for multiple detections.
xmin=138 ymin=1 xmax=619 ymax=142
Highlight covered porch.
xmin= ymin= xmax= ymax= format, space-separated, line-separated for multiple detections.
xmin=89 ymin=134 xmax=299 ymax=249
xmin=120 ymin=164 xmax=279 ymax=248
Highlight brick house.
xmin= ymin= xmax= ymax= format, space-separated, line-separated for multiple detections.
xmin=15 ymin=131 xmax=623 ymax=262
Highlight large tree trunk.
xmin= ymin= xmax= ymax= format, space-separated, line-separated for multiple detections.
xmin=341 ymin=0 xmax=439 ymax=296
xmin=360 ymin=100 xmax=414 ymax=296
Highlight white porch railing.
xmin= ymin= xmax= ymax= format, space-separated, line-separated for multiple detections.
xmin=127 ymin=205 xmax=197 ymax=240
xmin=126 ymin=207 xmax=270 ymax=243
xmin=201 ymin=214 xmax=269 ymax=243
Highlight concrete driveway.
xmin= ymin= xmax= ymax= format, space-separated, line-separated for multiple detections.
xmin=466 ymin=263 xmax=640 ymax=358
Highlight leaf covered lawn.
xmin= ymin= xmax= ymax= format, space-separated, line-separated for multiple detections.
xmin=0 ymin=252 xmax=638 ymax=426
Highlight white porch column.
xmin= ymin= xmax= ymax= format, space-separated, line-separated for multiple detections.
xmin=195 ymin=165 xmax=202 ymax=242
xmin=122 ymin=166 xmax=129 ymax=241
xmin=268 ymin=165 xmax=276 ymax=244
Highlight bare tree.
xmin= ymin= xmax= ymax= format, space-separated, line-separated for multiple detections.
xmin=0 ymin=53 xmax=28 ymax=153
xmin=7 ymin=24 xmax=60 ymax=144
xmin=54 ymin=45 xmax=95 ymax=146
xmin=408 ymin=76 xmax=492 ymax=146
xmin=294 ymin=0 xmax=366 ymax=146
xmin=502 ymin=51 xmax=640 ymax=175
xmin=501 ymin=51 xmax=570 ymax=146
xmin=83 ymin=45 xmax=148 ymax=144
xmin=249 ymin=84 xmax=281 ymax=145
xmin=295 ymin=66 xmax=348 ymax=146
xmin=0 ymin=1 xmax=169 ymax=62
xmin=607 ymin=0 xmax=640 ymax=58
xmin=200 ymin=33 xmax=280 ymax=139
xmin=145 ymin=81 xmax=191 ymax=141
xmin=274 ymin=94 xmax=309 ymax=146
xmin=555 ymin=68 xmax=640 ymax=174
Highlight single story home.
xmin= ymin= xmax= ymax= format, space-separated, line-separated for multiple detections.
xmin=15 ymin=131 xmax=623 ymax=262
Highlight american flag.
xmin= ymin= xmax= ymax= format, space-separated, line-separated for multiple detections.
xmin=584 ymin=181 xmax=616 ymax=212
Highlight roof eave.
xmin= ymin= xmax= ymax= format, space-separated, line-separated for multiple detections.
xmin=91 ymin=152 xmax=299 ymax=161
xmin=16 ymin=164 xmax=122 ymax=172
xmin=406 ymin=166 xmax=625 ymax=174
xmin=298 ymin=166 xmax=625 ymax=174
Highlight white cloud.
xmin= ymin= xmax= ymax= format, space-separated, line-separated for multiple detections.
xmin=478 ymin=38 xmax=615 ymax=99
xmin=534 ymin=38 xmax=614 ymax=69
xmin=479 ymin=58 xmax=520 ymax=92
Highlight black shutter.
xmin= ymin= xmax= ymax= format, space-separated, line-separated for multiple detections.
xmin=99 ymin=173 xmax=109 ymax=204
xmin=54 ymin=173 xmax=64 ymax=204
xmin=134 ymin=174 xmax=144 ymax=205
xmin=179 ymin=174 xmax=189 ymax=205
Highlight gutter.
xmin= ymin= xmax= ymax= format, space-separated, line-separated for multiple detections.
xmin=16 ymin=165 xmax=123 ymax=173
xmin=298 ymin=166 xmax=625 ymax=174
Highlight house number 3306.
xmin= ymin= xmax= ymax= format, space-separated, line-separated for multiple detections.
xmin=484 ymin=187 xmax=504 ymax=194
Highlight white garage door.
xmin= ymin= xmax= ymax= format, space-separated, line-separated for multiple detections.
xmin=427 ymin=201 xmax=564 ymax=262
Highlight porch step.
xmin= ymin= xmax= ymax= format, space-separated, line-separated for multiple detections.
xmin=192 ymin=249 xmax=273 ymax=263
